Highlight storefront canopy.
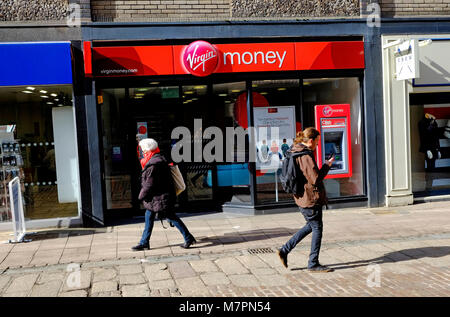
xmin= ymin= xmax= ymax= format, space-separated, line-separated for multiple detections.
xmin=0 ymin=42 xmax=73 ymax=86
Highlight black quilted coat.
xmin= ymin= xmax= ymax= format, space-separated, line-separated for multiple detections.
xmin=138 ymin=153 xmax=176 ymax=214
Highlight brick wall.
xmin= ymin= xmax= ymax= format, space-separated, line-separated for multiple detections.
xmin=91 ymin=0 xmax=230 ymax=22
xmin=379 ymin=0 xmax=450 ymax=16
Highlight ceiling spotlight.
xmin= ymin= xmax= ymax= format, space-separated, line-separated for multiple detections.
xmin=22 ymin=90 xmax=33 ymax=94
xmin=26 ymin=87 xmax=35 ymax=91
xmin=50 ymin=93 xmax=57 ymax=97
xmin=39 ymin=90 xmax=47 ymax=94
xmin=41 ymin=95 xmax=49 ymax=98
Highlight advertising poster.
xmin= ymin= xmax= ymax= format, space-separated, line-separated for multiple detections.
xmin=253 ymin=106 xmax=296 ymax=171
xmin=137 ymin=122 xmax=148 ymax=139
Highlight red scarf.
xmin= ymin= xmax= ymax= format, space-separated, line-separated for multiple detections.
xmin=140 ymin=147 xmax=160 ymax=170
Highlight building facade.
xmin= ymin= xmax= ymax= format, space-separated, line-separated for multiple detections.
xmin=0 ymin=0 xmax=449 ymax=228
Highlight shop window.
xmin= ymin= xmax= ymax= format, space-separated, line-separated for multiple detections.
xmin=0 ymin=85 xmax=79 ymax=222
xmin=252 ymin=79 xmax=301 ymax=204
xmin=410 ymin=103 xmax=450 ymax=195
xmin=179 ymin=84 xmax=213 ymax=202
xmin=302 ymin=78 xmax=365 ymax=198
xmin=212 ymin=82 xmax=251 ymax=205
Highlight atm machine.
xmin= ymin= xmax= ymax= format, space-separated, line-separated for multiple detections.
xmin=314 ymin=104 xmax=352 ymax=179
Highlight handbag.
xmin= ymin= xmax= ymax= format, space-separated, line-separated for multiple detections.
xmin=170 ymin=164 xmax=186 ymax=196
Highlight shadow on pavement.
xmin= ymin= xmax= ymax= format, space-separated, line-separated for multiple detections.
xmin=290 ymin=246 xmax=450 ymax=271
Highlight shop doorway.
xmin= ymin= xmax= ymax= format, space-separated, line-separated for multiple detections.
xmin=99 ymin=84 xmax=221 ymax=220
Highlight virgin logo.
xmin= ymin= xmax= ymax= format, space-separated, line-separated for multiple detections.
xmin=183 ymin=41 xmax=219 ymax=77
xmin=323 ymin=106 xmax=333 ymax=117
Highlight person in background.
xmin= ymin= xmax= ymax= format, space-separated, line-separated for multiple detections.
xmin=281 ymin=138 xmax=290 ymax=158
xmin=132 ymin=138 xmax=196 ymax=251
xmin=277 ymin=128 xmax=335 ymax=272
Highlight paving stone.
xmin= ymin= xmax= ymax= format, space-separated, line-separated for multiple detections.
xmin=148 ymin=279 xmax=175 ymax=290
xmin=58 ymin=290 xmax=88 ymax=297
xmin=168 ymin=261 xmax=196 ymax=279
xmin=215 ymin=257 xmax=249 ymax=275
xmin=228 ymin=274 xmax=261 ymax=287
xmin=37 ymin=272 xmax=65 ymax=285
xmin=119 ymin=273 xmax=146 ymax=285
xmin=121 ymin=284 xmax=150 ymax=297
xmin=144 ymin=266 xmax=171 ymax=281
xmin=5 ymin=274 xmax=39 ymax=294
xmin=30 ymin=280 xmax=62 ymax=297
xmin=0 ymin=253 xmax=33 ymax=269
xmin=119 ymin=264 xmax=142 ymax=275
xmin=256 ymin=274 xmax=289 ymax=287
xmin=2 ymin=291 xmax=29 ymax=297
xmin=176 ymin=276 xmax=206 ymax=296
xmin=91 ymin=280 xmax=118 ymax=294
xmin=236 ymin=254 xmax=270 ymax=269
xmin=189 ymin=259 xmax=218 ymax=273
xmin=250 ymin=268 xmax=278 ymax=276
xmin=200 ymin=272 xmax=230 ymax=286
xmin=92 ymin=268 xmax=117 ymax=282
xmin=143 ymin=263 xmax=168 ymax=273
xmin=0 ymin=275 xmax=11 ymax=292
xmin=91 ymin=291 xmax=122 ymax=297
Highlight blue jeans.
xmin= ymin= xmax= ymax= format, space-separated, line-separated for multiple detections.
xmin=280 ymin=206 xmax=323 ymax=269
xmin=139 ymin=210 xmax=194 ymax=246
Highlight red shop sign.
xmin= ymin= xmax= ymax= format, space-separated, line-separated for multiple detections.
xmin=85 ymin=40 xmax=365 ymax=78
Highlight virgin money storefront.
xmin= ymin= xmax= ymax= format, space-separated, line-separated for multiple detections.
xmin=78 ymin=30 xmax=374 ymax=224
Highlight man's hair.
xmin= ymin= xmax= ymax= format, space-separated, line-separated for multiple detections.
xmin=139 ymin=138 xmax=158 ymax=152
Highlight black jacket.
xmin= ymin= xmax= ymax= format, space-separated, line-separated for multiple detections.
xmin=418 ymin=117 xmax=441 ymax=154
xmin=138 ymin=154 xmax=175 ymax=214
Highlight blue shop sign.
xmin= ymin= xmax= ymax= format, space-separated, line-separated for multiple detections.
xmin=0 ymin=42 xmax=72 ymax=86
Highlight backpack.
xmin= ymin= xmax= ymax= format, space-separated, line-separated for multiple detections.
xmin=279 ymin=150 xmax=308 ymax=195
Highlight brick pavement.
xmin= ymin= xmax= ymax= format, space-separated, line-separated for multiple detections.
xmin=0 ymin=201 xmax=449 ymax=297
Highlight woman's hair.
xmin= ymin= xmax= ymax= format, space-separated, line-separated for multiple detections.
xmin=139 ymin=138 xmax=158 ymax=152
xmin=294 ymin=127 xmax=320 ymax=144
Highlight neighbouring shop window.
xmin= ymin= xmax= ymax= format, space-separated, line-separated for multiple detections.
xmin=212 ymin=81 xmax=251 ymax=205
xmin=0 ymin=85 xmax=79 ymax=222
xmin=252 ymin=79 xmax=301 ymax=204
xmin=302 ymin=77 xmax=365 ymax=198
xmin=410 ymin=103 xmax=450 ymax=195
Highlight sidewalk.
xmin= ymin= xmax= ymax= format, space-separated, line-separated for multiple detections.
xmin=0 ymin=201 xmax=449 ymax=297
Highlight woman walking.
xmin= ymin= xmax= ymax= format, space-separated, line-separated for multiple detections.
xmin=132 ymin=138 xmax=196 ymax=251
xmin=277 ymin=128 xmax=334 ymax=272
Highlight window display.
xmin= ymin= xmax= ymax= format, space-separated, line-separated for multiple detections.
xmin=411 ymin=104 xmax=450 ymax=194
xmin=0 ymin=85 xmax=79 ymax=221
xmin=252 ymin=79 xmax=301 ymax=204
xmin=303 ymin=78 xmax=364 ymax=198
